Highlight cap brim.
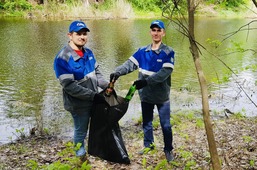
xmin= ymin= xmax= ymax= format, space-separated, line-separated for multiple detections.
xmin=150 ymin=24 xmax=163 ymax=29
xmin=72 ymin=27 xmax=90 ymax=32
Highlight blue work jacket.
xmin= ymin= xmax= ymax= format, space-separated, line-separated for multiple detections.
xmin=54 ymin=44 xmax=108 ymax=112
xmin=115 ymin=43 xmax=175 ymax=104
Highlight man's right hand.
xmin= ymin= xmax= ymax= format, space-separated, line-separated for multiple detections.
xmin=93 ymin=94 xmax=106 ymax=104
xmin=110 ymin=72 xmax=120 ymax=82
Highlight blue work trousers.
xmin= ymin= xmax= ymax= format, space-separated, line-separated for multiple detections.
xmin=141 ymin=101 xmax=173 ymax=152
xmin=71 ymin=110 xmax=90 ymax=150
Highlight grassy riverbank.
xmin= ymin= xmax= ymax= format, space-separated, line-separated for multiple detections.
xmin=0 ymin=112 xmax=256 ymax=169
xmin=0 ymin=0 xmax=256 ymax=20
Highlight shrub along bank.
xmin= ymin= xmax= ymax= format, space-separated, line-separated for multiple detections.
xmin=0 ymin=0 xmax=254 ymax=19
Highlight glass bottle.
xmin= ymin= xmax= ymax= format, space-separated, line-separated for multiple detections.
xmin=105 ymin=81 xmax=114 ymax=96
xmin=125 ymin=85 xmax=136 ymax=102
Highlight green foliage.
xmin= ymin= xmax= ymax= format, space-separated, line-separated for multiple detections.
xmin=180 ymin=84 xmax=193 ymax=92
xmin=226 ymin=40 xmax=245 ymax=52
xmin=43 ymin=128 xmax=50 ymax=135
xmin=14 ymin=128 xmax=26 ymax=140
xmin=185 ymin=112 xmax=195 ymax=121
xmin=177 ymin=147 xmax=198 ymax=169
xmin=64 ymin=0 xmax=82 ymax=6
xmin=46 ymin=161 xmax=72 ymax=170
xmin=2 ymin=0 xmax=32 ymax=11
xmin=171 ymin=113 xmax=183 ymax=126
xmin=231 ymin=112 xmax=246 ymax=119
xmin=195 ymin=118 xmax=204 ymax=128
xmin=152 ymin=118 xmax=160 ymax=129
xmin=136 ymin=115 xmax=143 ymax=125
xmin=180 ymin=150 xmax=193 ymax=160
xmin=212 ymin=68 xmax=231 ymax=84
xmin=206 ymin=38 xmax=222 ymax=48
xmin=244 ymin=64 xmax=257 ymax=72
xmin=74 ymin=142 xmax=82 ymax=153
xmin=242 ymin=135 xmax=253 ymax=143
xmin=171 ymin=111 xmax=197 ymax=126
xmin=179 ymin=132 xmax=189 ymax=141
xmin=9 ymin=144 xmax=28 ymax=154
xmin=221 ymin=0 xmax=247 ymax=8
xmin=0 ymin=1 xmax=4 ymax=9
xmin=249 ymin=160 xmax=255 ymax=167
xmin=185 ymin=160 xmax=197 ymax=169
xmin=26 ymin=160 xmax=39 ymax=170
xmin=17 ymin=145 xmax=28 ymax=154
xmin=154 ymin=160 xmax=170 ymax=170
xmin=141 ymin=153 xmax=172 ymax=170
xmin=26 ymin=141 xmax=91 ymax=170
xmin=81 ymin=161 xmax=91 ymax=170
xmin=127 ymin=0 xmax=161 ymax=12
xmin=92 ymin=0 xmax=114 ymax=10
xmin=142 ymin=157 xmax=147 ymax=168
xmin=206 ymin=0 xmax=247 ymax=8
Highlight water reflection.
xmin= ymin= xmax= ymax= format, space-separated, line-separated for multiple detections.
xmin=0 ymin=17 xmax=256 ymax=144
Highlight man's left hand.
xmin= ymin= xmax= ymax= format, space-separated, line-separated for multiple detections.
xmin=133 ymin=80 xmax=147 ymax=90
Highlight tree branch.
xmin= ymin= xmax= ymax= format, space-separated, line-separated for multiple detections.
xmin=219 ymin=20 xmax=257 ymax=44
xmin=253 ymin=0 xmax=257 ymax=8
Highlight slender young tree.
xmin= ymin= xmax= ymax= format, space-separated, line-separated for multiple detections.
xmin=186 ymin=1 xmax=221 ymax=169
xmin=162 ymin=0 xmax=221 ymax=169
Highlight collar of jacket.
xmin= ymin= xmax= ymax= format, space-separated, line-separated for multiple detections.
xmin=145 ymin=42 xmax=165 ymax=54
xmin=67 ymin=44 xmax=88 ymax=61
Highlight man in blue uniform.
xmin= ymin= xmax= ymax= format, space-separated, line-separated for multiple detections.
xmin=110 ymin=20 xmax=175 ymax=162
xmin=54 ymin=20 xmax=108 ymax=160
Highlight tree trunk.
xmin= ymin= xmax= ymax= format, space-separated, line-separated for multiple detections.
xmin=187 ymin=0 xmax=221 ymax=169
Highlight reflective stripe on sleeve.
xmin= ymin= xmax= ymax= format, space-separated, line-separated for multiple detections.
xmin=78 ymin=71 xmax=96 ymax=83
xmin=129 ymin=56 xmax=139 ymax=66
xmin=139 ymin=68 xmax=155 ymax=76
xmin=59 ymin=74 xmax=74 ymax=81
xmin=163 ymin=63 xmax=174 ymax=69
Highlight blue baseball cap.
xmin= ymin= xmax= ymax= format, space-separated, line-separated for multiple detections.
xmin=69 ymin=20 xmax=90 ymax=33
xmin=150 ymin=20 xmax=165 ymax=29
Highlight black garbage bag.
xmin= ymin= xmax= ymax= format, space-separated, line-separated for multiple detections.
xmin=88 ymin=90 xmax=130 ymax=164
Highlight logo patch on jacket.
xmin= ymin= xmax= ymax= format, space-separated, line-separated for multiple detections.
xmin=157 ymin=59 xmax=162 ymax=62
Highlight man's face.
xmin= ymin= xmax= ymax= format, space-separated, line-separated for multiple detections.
xmin=150 ymin=27 xmax=165 ymax=43
xmin=68 ymin=29 xmax=88 ymax=48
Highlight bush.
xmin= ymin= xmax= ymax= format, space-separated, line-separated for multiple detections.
xmin=127 ymin=0 xmax=160 ymax=12
xmin=3 ymin=0 xmax=32 ymax=11
xmin=206 ymin=0 xmax=247 ymax=8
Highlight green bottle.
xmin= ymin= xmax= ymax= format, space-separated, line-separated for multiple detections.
xmin=125 ymin=85 xmax=137 ymax=102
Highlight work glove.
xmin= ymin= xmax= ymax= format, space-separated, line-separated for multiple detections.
xmin=133 ymin=79 xmax=147 ymax=90
xmin=110 ymin=72 xmax=120 ymax=82
xmin=93 ymin=93 xmax=106 ymax=104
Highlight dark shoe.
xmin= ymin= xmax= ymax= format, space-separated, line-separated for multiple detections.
xmin=123 ymin=157 xmax=131 ymax=164
xmin=164 ymin=150 xmax=174 ymax=162
xmin=80 ymin=154 xmax=88 ymax=162
xmin=79 ymin=154 xmax=90 ymax=165
xmin=138 ymin=146 xmax=155 ymax=155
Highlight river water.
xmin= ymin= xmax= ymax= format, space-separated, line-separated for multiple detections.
xmin=0 ymin=17 xmax=256 ymax=144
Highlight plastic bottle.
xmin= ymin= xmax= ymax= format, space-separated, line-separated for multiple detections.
xmin=125 ymin=85 xmax=136 ymax=102
xmin=105 ymin=81 xmax=114 ymax=96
